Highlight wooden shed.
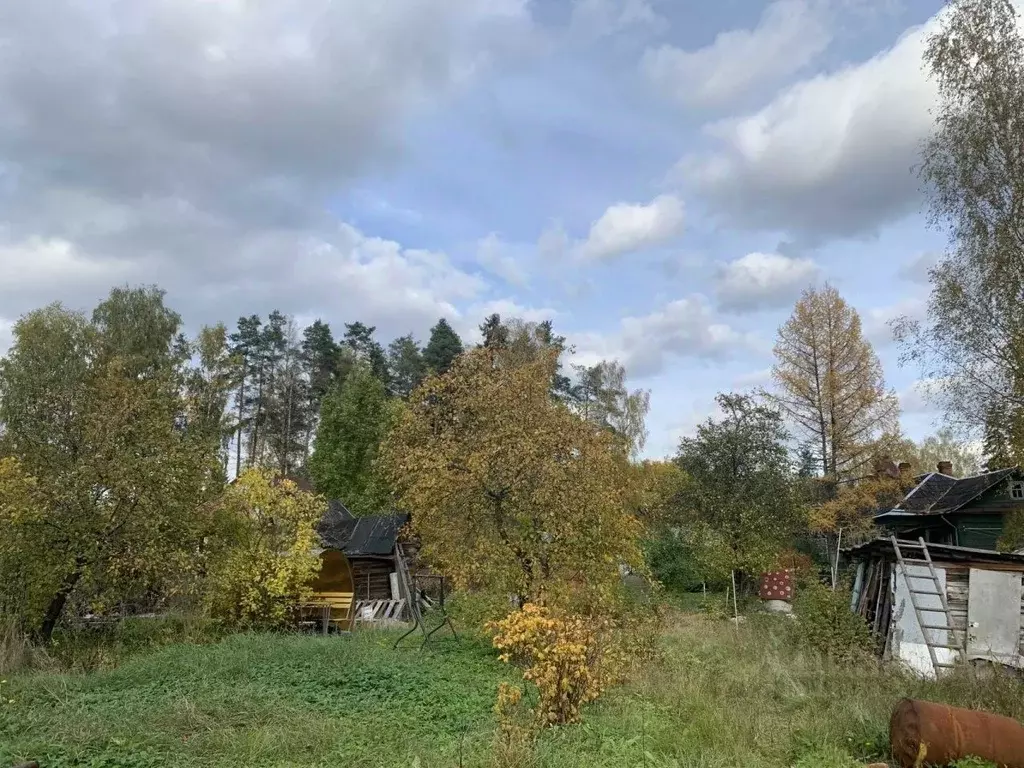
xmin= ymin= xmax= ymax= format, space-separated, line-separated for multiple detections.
xmin=844 ymin=538 xmax=1024 ymax=678
xmin=315 ymin=500 xmax=411 ymax=603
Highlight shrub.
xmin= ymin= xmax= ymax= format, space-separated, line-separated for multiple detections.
xmin=202 ymin=469 xmax=322 ymax=629
xmin=793 ymin=576 xmax=873 ymax=661
xmin=489 ymin=604 xmax=621 ymax=725
xmin=643 ymin=526 xmax=731 ymax=594
xmin=447 ymin=591 xmax=515 ymax=636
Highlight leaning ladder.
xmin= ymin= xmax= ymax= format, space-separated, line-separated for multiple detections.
xmin=891 ymin=535 xmax=966 ymax=675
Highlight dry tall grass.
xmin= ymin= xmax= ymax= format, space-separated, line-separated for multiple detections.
xmin=0 ymin=615 xmax=29 ymax=676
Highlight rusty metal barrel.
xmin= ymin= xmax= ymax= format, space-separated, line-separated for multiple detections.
xmin=890 ymin=698 xmax=1024 ymax=767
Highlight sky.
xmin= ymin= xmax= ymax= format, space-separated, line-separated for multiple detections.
xmin=0 ymin=0 xmax=963 ymax=459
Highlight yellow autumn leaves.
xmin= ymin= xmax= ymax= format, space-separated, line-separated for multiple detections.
xmin=489 ymin=604 xmax=623 ymax=725
xmin=201 ymin=469 xmax=323 ymax=629
xmin=379 ymin=346 xmax=644 ymax=612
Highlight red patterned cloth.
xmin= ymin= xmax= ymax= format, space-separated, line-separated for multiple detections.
xmin=758 ymin=569 xmax=793 ymax=601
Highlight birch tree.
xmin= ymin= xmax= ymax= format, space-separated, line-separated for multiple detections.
xmin=894 ymin=0 xmax=1024 ymax=462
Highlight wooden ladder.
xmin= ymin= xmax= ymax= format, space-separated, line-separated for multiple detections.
xmin=891 ymin=535 xmax=966 ymax=675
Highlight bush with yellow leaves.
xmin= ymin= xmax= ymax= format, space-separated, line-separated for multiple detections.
xmin=489 ymin=603 xmax=622 ymax=725
xmin=201 ymin=469 xmax=322 ymax=629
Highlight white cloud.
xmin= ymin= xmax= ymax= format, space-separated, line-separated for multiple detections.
xmin=570 ymin=0 xmax=665 ymax=38
xmin=572 ymin=295 xmax=761 ymax=378
xmin=538 ymin=221 xmax=570 ymax=261
xmin=680 ymin=10 xmax=942 ymax=238
xmin=716 ymin=251 xmax=820 ymax=312
xmin=863 ymin=296 xmax=926 ymax=347
xmin=475 ymin=233 xmax=530 ymax=287
xmin=0 ymin=236 xmax=137 ymax=296
xmin=576 ymin=194 xmax=685 ymax=262
xmin=0 ymin=0 xmax=534 ymax=331
xmin=733 ymin=368 xmax=773 ymax=389
xmin=643 ymin=0 xmax=830 ymax=108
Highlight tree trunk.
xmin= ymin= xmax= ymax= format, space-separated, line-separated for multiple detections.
xmin=37 ymin=563 xmax=84 ymax=643
xmin=251 ymin=366 xmax=265 ymax=468
xmin=283 ymin=370 xmax=294 ymax=475
xmin=235 ymin=355 xmax=247 ymax=478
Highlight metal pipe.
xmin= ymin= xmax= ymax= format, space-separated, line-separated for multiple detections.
xmin=890 ymin=698 xmax=1024 ymax=767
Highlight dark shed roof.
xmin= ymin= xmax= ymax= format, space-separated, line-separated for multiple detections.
xmin=317 ymin=503 xmax=410 ymax=557
xmin=876 ymin=467 xmax=1019 ymax=519
xmin=845 ymin=537 xmax=1024 ymax=566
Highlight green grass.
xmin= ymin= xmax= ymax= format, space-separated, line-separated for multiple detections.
xmin=3 ymin=611 xmax=1024 ymax=767
xmin=0 ymin=630 xmax=515 ymax=768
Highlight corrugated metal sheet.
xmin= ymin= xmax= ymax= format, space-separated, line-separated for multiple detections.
xmin=317 ymin=504 xmax=410 ymax=557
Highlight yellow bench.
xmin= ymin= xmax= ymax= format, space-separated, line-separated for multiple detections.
xmin=299 ymin=591 xmax=355 ymax=634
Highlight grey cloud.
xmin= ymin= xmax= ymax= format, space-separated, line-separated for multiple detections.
xmin=0 ymin=0 xmax=534 ymax=337
xmin=678 ymin=12 xmax=939 ymax=240
xmin=716 ymin=252 xmax=820 ymax=313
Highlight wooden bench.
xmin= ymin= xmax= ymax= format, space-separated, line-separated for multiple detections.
xmin=353 ymin=598 xmax=407 ymax=626
xmin=298 ymin=591 xmax=355 ymax=634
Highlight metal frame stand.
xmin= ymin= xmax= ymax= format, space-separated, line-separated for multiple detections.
xmin=392 ymin=543 xmax=458 ymax=650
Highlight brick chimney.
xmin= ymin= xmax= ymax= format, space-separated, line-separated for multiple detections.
xmin=874 ymin=456 xmax=899 ymax=479
xmin=898 ymin=462 xmax=912 ymax=477
xmin=937 ymin=460 xmax=954 ymax=476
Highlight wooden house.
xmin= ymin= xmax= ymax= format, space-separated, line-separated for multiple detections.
xmin=873 ymin=464 xmax=1024 ymax=550
xmin=844 ymin=538 xmax=1024 ymax=678
xmin=315 ymin=499 xmax=411 ymax=602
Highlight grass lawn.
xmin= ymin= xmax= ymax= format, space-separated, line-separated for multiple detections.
xmin=3 ymin=610 xmax=1023 ymax=768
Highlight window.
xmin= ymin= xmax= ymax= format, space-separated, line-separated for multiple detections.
xmin=1011 ymin=480 xmax=1024 ymax=500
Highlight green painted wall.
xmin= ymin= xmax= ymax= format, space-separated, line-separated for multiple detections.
xmin=953 ymin=513 xmax=1005 ymax=550
xmin=882 ymin=514 xmax=1005 ymax=549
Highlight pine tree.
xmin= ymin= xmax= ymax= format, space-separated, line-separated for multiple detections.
xmin=264 ymin=317 xmax=310 ymax=476
xmin=387 ymin=334 xmax=427 ymax=399
xmin=229 ymin=315 xmax=262 ymax=476
xmin=308 ymin=363 xmax=395 ymax=515
xmin=423 ymin=318 xmax=464 ymax=375
xmin=983 ymin=402 xmax=1016 ymax=471
xmin=247 ymin=311 xmax=287 ymax=468
xmin=536 ymin=319 xmax=575 ymax=402
xmin=300 ymin=319 xmax=341 ymax=463
xmin=479 ymin=313 xmax=508 ymax=348
xmin=796 ymin=444 xmax=819 ymax=478
xmin=301 ymin=320 xmax=340 ymax=404
xmin=343 ymin=321 xmax=390 ymax=386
